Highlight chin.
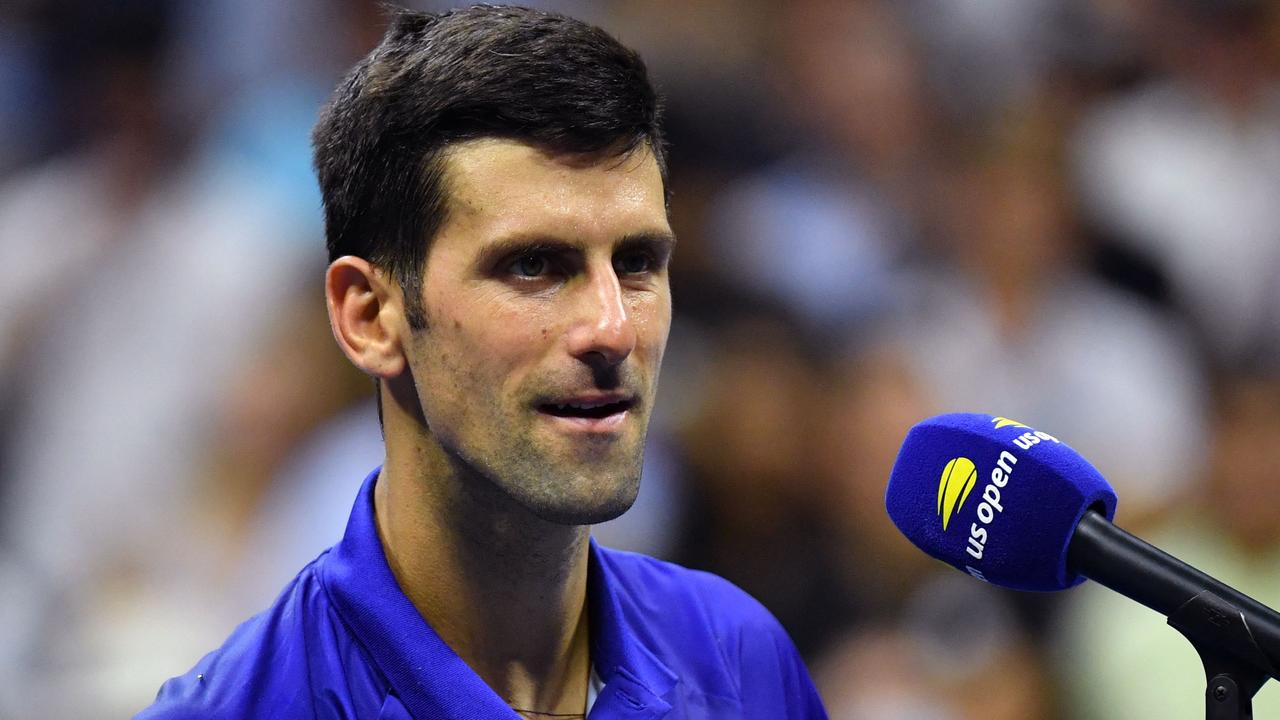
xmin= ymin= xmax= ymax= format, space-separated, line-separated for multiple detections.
xmin=519 ymin=472 xmax=641 ymax=527
xmin=453 ymin=434 xmax=645 ymax=526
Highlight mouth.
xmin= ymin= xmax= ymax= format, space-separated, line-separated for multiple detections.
xmin=536 ymin=394 xmax=637 ymax=431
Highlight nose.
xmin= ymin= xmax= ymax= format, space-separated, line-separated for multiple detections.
xmin=566 ymin=264 xmax=636 ymax=369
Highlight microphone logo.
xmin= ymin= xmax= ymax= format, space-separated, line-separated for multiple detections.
xmin=937 ymin=457 xmax=978 ymax=531
xmin=991 ymin=416 xmax=1029 ymax=430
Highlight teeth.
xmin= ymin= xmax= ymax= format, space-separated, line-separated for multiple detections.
xmin=557 ymin=400 xmax=612 ymax=410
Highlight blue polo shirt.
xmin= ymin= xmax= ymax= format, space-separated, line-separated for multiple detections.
xmin=136 ymin=470 xmax=828 ymax=719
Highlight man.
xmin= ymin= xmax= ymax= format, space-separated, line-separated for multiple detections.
xmin=138 ymin=6 xmax=827 ymax=718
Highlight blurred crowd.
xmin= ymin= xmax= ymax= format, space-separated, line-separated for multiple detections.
xmin=1 ymin=0 xmax=1279 ymax=717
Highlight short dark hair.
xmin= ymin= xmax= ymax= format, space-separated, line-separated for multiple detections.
xmin=312 ymin=4 xmax=668 ymax=328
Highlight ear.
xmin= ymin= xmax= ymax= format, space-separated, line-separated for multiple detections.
xmin=325 ymin=256 xmax=407 ymax=379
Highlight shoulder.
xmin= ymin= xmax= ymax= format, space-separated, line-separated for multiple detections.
xmin=134 ymin=555 xmax=384 ymax=720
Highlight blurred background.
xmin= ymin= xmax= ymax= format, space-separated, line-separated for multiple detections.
xmin=1 ymin=0 xmax=1279 ymax=717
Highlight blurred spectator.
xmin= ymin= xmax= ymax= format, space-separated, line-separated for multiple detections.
xmin=895 ymin=102 xmax=1208 ymax=527
xmin=1056 ymin=365 xmax=1280 ymax=719
xmin=702 ymin=0 xmax=940 ymax=337
xmin=670 ymin=303 xmax=848 ymax=658
xmin=0 ymin=3 xmax=323 ymax=715
xmin=902 ymin=0 xmax=1066 ymax=126
xmin=179 ymin=297 xmax=370 ymax=608
xmin=811 ymin=343 xmax=942 ymax=626
xmin=1073 ymin=0 xmax=1280 ymax=363
xmin=815 ymin=574 xmax=1054 ymax=720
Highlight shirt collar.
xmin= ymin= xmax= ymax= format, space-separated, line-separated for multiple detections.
xmin=586 ymin=537 xmax=678 ymax=715
xmin=322 ymin=468 xmax=677 ymax=719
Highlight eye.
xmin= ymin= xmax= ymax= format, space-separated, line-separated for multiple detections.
xmin=614 ymin=250 xmax=653 ymax=275
xmin=509 ymin=252 xmax=550 ymax=278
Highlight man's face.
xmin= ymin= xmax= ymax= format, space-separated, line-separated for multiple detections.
xmin=404 ymin=138 xmax=673 ymax=525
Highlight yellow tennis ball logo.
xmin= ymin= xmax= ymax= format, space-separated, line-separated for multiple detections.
xmin=937 ymin=457 xmax=978 ymax=531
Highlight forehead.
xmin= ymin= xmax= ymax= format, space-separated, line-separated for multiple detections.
xmin=434 ymin=138 xmax=670 ymax=248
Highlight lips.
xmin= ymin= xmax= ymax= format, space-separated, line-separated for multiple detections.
xmin=533 ymin=391 xmax=638 ymax=436
xmin=538 ymin=395 xmax=636 ymax=420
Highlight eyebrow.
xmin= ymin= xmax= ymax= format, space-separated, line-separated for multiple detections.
xmin=618 ymin=231 xmax=679 ymax=250
xmin=475 ymin=231 xmax=677 ymax=268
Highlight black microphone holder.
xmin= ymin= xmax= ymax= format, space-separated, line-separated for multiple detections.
xmin=1070 ymin=511 xmax=1278 ymax=720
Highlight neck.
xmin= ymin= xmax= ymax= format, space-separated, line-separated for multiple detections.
xmin=375 ymin=414 xmax=593 ymax=715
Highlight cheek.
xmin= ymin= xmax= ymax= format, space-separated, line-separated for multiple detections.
xmin=451 ymin=306 xmax=555 ymax=384
xmin=631 ymin=291 xmax=672 ymax=352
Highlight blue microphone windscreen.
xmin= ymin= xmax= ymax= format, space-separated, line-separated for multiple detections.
xmin=885 ymin=413 xmax=1118 ymax=591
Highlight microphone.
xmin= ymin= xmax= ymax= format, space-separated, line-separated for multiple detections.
xmin=884 ymin=412 xmax=1280 ymax=680
xmin=885 ymin=412 xmax=1116 ymax=591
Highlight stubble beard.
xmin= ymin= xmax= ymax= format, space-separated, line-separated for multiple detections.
xmin=443 ymin=421 xmax=647 ymax=527
xmin=407 ymin=326 xmax=653 ymax=528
